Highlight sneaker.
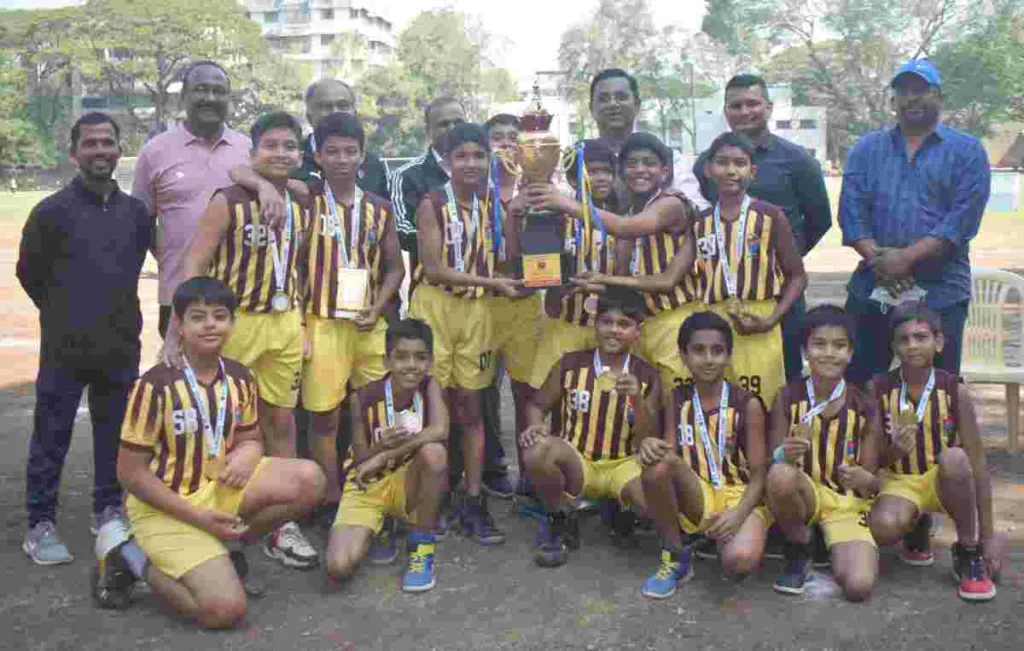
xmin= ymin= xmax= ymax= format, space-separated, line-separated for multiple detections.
xmin=263 ymin=521 xmax=319 ymax=569
xmin=575 ymin=497 xmax=602 ymax=515
xmin=951 ymin=543 xmax=997 ymax=601
xmin=900 ymin=516 xmax=935 ymax=566
xmin=764 ymin=526 xmax=786 ymax=560
xmin=694 ymin=536 xmax=718 ymax=560
xmin=461 ymin=495 xmax=505 ymax=546
xmin=91 ymin=539 xmax=137 ymax=610
xmin=534 ymin=510 xmax=571 ymax=567
xmin=23 ymin=521 xmax=74 ymax=566
xmin=314 ymin=502 xmax=339 ymax=534
xmin=402 ymin=532 xmax=437 ymax=593
xmin=608 ymin=504 xmax=637 ymax=548
xmin=482 ymin=474 xmax=516 ymax=500
xmin=91 ymin=505 xmax=129 ymax=536
xmin=635 ymin=516 xmax=658 ymax=539
xmin=369 ymin=517 xmax=399 ymax=565
xmin=230 ymin=548 xmax=266 ymax=599
xmin=773 ymin=542 xmax=811 ymax=595
xmin=811 ymin=526 xmax=831 ymax=568
xmin=641 ymin=548 xmax=694 ymax=599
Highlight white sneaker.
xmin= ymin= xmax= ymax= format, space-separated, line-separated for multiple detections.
xmin=263 ymin=521 xmax=318 ymax=569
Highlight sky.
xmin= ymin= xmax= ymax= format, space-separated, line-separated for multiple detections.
xmin=1 ymin=0 xmax=707 ymax=77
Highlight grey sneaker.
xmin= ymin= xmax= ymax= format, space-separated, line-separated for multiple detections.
xmin=24 ymin=521 xmax=74 ymax=566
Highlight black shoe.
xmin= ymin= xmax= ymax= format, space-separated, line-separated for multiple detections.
xmin=811 ymin=525 xmax=830 ymax=568
xmin=694 ymin=536 xmax=718 ymax=560
xmin=764 ymin=525 xmax=786 ymax=560
xmin=774 ymin=541 xmax=811 ymax=595
xmin=462 ymin=495 xmax=506 ymax=546
xmin=609 ymin=504 xmax=637 ymax=548
xmin=91 ymin=541 xmax=137 ymax=610
xmin=230 ymin=549 xmax=266 ymax=599
xmin=902 ymin=514 xmax=933 ymax=557
xmin=534 ymin=509 xmax=571 ymax=567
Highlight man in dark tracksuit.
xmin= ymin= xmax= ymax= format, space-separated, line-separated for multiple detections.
xmin=17 ymin=112 xmax=151 ymax=565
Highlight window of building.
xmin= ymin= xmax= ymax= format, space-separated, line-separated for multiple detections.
xmin=321 ymin=9 xmax=334 ymax=20
xmin=322 ymin=34 xmax=335 ymax=46
xmin=300 ymin=37 xmax=312 ymax=54
xmin=799 ymin=119 xmax=817 ymax=129
xmin=776 ymin=119 xmax=792 ymax=130
xmin=264 ymin=11 xmax=278 ymax=24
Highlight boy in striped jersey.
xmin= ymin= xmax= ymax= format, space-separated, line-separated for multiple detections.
xmin=520 ymin=287 xmax=661 ymax=567
xmin=300 ymin=113 xmax=404 ymax=532
xmin=119 ymin=277 xmax=325 ymax=629
xmin=767 ymin=305 xmax=881 ymax=601
xmin=855 ymin=301 xmax=998 ymax=600
xmin=525 ymin=133 xmax=699 ymax=390
xmin=327 ymin=319 xmax=449 ymax=593
xmin=639 ymin=311 xmax=770 ymax=599
xmin=166 ymin=111 xmax=321 ymax=568
xmin=411 ymin=123 xmax=521 ymax=545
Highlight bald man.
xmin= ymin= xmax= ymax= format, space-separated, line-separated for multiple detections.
xmin=296 ymin=78 xmax=390 ymax=197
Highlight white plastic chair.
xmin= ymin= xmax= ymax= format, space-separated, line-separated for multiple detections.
xmin=963 ymin=267 xmax=1024 ymax=450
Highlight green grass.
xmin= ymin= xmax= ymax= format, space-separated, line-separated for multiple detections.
xmin=0 ymin=191 xmax=49 ymax=223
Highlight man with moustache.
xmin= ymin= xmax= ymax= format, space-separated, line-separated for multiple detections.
xmin=694 ymin=74 xmax=832 ymax=383
xmin=133 ymin=61 xmax=254 ymax=338
xmin=18 ymin=113 xmax=151 ymax=565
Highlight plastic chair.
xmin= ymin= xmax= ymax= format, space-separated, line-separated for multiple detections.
xmin=962 ymin=267 xmax=1024 ymax=450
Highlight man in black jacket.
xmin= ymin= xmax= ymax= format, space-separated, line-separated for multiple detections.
xmin=17 ymin=112 xmax=151 ymax=565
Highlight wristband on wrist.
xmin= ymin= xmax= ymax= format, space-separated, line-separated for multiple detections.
xmin=772 ymin=445 xmax=787 ymax=464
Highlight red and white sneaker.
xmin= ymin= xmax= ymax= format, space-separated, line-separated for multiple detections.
xmin=952 ymin=543 xmax=996 ymax=602
xmin=899 ymin=543 xmax=935 ymax=566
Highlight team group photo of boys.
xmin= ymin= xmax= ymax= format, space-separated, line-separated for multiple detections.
xmin=3 ymin=0 xmax=1023 ymax=649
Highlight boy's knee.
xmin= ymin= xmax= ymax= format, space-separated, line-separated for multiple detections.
xmin=766 ymin=463 xmax=801 ymax=498
xmin=522 ymin=437 xmax=553 ymax=471
xmin=417 ymin=442 xmax=448 ymax=473
xmin=641 ymin=456 xmax=675 ymax=490
xmin=199 ymin=597 xmax=246 ymax=630
xmin=869 ymin=509 xmax=911 ymax=546
xmin=294 ymin=460 xmax=327 ymax=505
xmin=326 ymin=551 xmax=359 ymax=584
xmin=840 ymin=573 xmax=875 ymax=603
xmin=938 ymin=447 xmax=972 ymax=479
xmin=721 ymin=546 xmax=761 ymax=577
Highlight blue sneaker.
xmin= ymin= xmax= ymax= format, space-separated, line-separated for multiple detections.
xmin=402 ymin=532 xmax=436 ymax=593
xmin=641 ymin=548 xmax=693 ymax=599
xmin=534 ymin=510 xmax=571 ymax=567
xmin=369 ymin=517 xmax=398 ymax=565
xmin=23 ymin=521 xmax=74 ymax=566
xmin=773 ymin=542 xmax=811 ymax=595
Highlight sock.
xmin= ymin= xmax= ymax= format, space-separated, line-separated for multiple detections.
xmin=119 ymin=539 xmax=148 ymax=578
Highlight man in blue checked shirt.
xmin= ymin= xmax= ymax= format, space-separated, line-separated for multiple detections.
xmin=839 ymin=58 xmax=989 ymax=386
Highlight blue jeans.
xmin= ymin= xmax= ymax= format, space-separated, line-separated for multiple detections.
xmin=26 ymin=364 xmax=137 ymax=527
xmin=843 ymin=294 xmax=969 ymax=385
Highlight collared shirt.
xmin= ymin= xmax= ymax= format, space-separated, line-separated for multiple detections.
xmin=132 ymin=124 xmax=251 ymax=304
xmin=389 ymin=147 xmax=449 ymax=252
xmin=17 ymin=177 xmax=151 ymax=368
xmin=838 ymin=124 xmax=990 ymax=308
xmin=296 ymin=133 xmax=390 ymax=197
xmin=695 ymin=132 xmax=832 ymax=255
xmin=671 ymin=150 xmax=711 ymax=212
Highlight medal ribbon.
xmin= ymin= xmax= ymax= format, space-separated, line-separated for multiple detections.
xmin=900 ymin=368 xmax=936 ymax=424
xmin=629 ymin=189 xmax=663 ymax=275
xmin=713 ymin=194 xmax=752 ymax=300
xmin=489 ymin=154 xmax=504 ymax=258
xmin=325 ymin=181 xmax=363 ymax=268
xmin=593 ymin=349 xmax=631 ymax=378
xmin=268 ymin=192 xmax=295 ymax=294
xmin=571 ymin=143 xmax=607 ymax=273
xmin=182 ymin=358 xmax=228 ymax=459
xmin=692 ymin=382 xmax=731 ymax=488
xmin=802 ymin=377 xmax=846 ymax=424
xmin=384 ymin=377 xmax=423 ymax=428
xmin=444 ymin=183 xmax=479 ymax=273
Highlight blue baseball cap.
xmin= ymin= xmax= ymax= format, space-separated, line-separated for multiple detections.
xmin=891 ymin=59 xmax=941 ymax=88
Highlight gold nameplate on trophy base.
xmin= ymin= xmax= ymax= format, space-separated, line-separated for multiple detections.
xmin=522 ymin=253 xmax=563 ymax=288
xmin=333 ymin=267 xmax=370 ymax=319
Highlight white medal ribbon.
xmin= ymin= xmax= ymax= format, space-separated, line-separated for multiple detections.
xmin=691 ymin=382 xmax=731 ymax=489
xmin=802 ymin=376 xmax=846 ymax=424
xmin=384 ymin=377 xmax=423 ymax=429
xmin=182 ymin=358 xmax=227 ymax=458
xmin=713 ymin=194 xmax=752 ymax=299
xmin=325 ymin=181 xmax=363 ymax=269
xmin=444 ymin=183 xmax=479 ymax=273
xmin=268 ymin=192 xmax=295 ymax=294
xmin=629 ymin=189 xmax=663 ymax=275
xmin=900 ymin=368 xmax=936 ymax=424
xmin=593 ymin=349 xmax=631 ymax=379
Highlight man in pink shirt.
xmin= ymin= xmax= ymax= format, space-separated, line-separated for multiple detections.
xmin=133 ymin=60 xmax=253 ymax=337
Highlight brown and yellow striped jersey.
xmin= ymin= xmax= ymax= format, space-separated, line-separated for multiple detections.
xmin=874 ymin=368 xmax=961 ymax=475
xmin=209 ymin=184 xmax=310 ymax=314
xmin=556 ymin=349 xmax=659 ymax=461
xmin=412 ymin=188 xmax=496 ymax=300
xmin=691 ymin=199 xmax=786 ymax=304
xmin=672 ymin=382 xmax=762 ymax=486
xmin=305 ymin=185 xmax=393 ymax=318
xmin=625 ymin=192 xmax=696 ymax=314
xmin=343 ymin=374 xmax=437 ymax=478
xmin=777 ymin=378 xmax=875 ymax=495
xmin=560 ymin=216 xmax=616 ymax=326
xmin=120 ymin=359 xmax=260 ymax=496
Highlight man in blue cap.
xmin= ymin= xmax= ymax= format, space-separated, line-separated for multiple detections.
xmin=837 ymin=59 xmax=990 ymax=560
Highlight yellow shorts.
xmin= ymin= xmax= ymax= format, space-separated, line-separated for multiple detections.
xmin=638 ymin=304 xmax=698 ymax=388
xmin=707 ymin=299 xmax=784 ymax=403
xmin=568 ymin=447 xmax=642 ymax=503
xmin=879 ymin=466 xmax=944 ymax=515
xmin=803 ymin=476 xmax=875 ymax=548
xmin=333 ymin=462 xmax=411 ymax=533
xmin=223 ymin=309 xmax=303 ymax=408
xmin=409 ymin=285 xmax=496 ymax=390
xmin=301 ymin=314 xmax=387 ymax=412
xmin=489 ymin=294 xmax=543 ymax=384
xmin=678 ymin=480 xmax=772 ymax=534
xmin=126 ymin=458 xmax=272 ymax=580
xmin=529 ymin=317 xmax=596 ymax=389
